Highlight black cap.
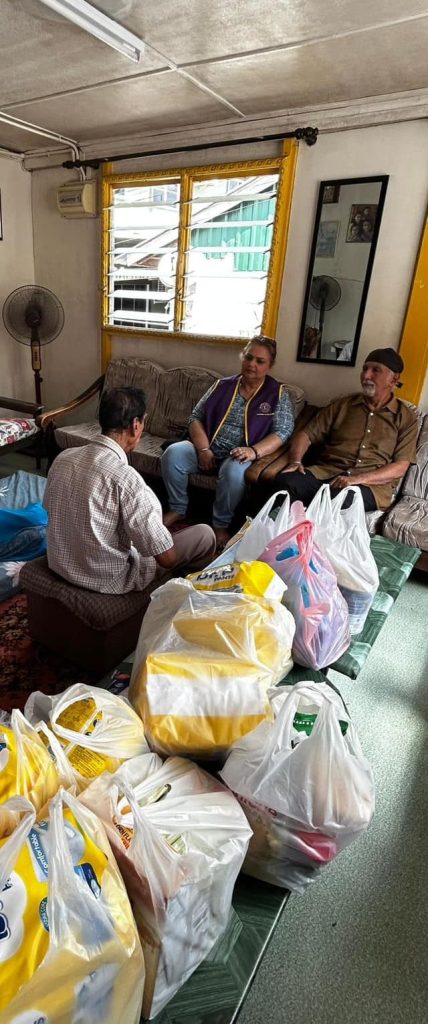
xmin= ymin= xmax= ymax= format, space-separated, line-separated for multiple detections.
xmin=365 ymin=348 xmax=404 ymax=374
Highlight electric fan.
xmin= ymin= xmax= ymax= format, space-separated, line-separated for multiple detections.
xmin=2 ymin=285 xmax=64 ymax=405
xmin=309 ymin=275 xmax=341 ymax=354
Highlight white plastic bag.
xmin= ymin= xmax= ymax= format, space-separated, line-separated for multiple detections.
xmin=306 ymin=484 xmax=379 ymax=634
xmin=81 ymin=755 xmax=252 ymax=1019
xmin=0 ymin=789 xmax=145 ymax=1023
xmin=235 ymin=491 xmax=292 ymax=561
xmin=25 ymin=683 xmax=149 ymax=789
xmin=129 ymin=571 xmax=295 ymax=758
xmin=0 ymin=710 xmax=63 ymax=820
xmin=221 ymin=681 xmax=374 ymax=893
xmin=261 ymin=520 xmax=350 ymax=669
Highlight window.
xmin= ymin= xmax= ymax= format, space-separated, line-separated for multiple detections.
xmin=102 ymin=152 xmax=296 ymax=346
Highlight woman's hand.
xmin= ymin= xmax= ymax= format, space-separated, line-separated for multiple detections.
xmin=230 ymin=446 xmax=257 ymax=463
xmin=197 ymin=448 xmax=216 ymax=471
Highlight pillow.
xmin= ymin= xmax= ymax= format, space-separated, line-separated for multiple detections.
xmin=0 ymin=418 xmax=38 ymax=447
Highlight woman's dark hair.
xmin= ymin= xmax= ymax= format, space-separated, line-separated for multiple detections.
xmin=99 ymin=387 xmax=146 ymax=434
xmin=244 ymin=335 xmax=277 ymax=364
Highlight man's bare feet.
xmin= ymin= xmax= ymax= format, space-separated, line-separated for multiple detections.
xmin=213 ymin=526 xmax=231 ymax=553
xmin=163 ymin=511 xmax=186 ymax=528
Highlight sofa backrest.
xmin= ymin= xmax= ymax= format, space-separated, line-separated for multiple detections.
xmin=103 ymin=358 xmax=306 ymax=440
xmin=400 ymin=411 xmax=428 ymax=500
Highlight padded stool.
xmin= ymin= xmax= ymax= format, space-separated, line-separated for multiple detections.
xmin=20 ymin=556 xmax=155 ymax=676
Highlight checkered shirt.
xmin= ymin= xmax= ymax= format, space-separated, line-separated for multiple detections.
xmin=43 ymin=435 xmax=173 ymax=593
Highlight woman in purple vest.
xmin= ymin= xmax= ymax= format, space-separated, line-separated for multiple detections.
xmin=161 ymin=337 xmax=294 ymax=551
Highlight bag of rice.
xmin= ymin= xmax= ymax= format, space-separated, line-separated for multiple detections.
xmin=129 ymin=567 xmax=295 ymax=759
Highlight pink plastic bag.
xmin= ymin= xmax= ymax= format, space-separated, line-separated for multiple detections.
xmin=260 ymin=520 xmax=350 ymax=670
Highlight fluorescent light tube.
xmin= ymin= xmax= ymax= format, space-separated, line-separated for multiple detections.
xmin=38 ymin=0 xmax=145 ymax=62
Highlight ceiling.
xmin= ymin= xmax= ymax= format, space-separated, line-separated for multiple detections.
xmin=1 ymin=0 xmax=428 ymax=161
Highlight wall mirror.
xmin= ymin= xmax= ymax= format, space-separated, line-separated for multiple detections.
xmin=297 ymin=175 xmax=389 ymax=366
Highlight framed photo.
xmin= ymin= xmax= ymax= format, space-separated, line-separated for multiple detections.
xmin=346 ymin=204 xmax=378 ymax=243
xmin=315 ymin=220 xmax=339 ymax=259
xmin=0 ymin=191 xmax=2 ymax=240
xmin=323 ymin=184 xmax=341 ymax=204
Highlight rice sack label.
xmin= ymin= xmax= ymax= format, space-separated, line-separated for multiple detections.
xmin=187 ymin=560 xmax=285 ymax=601
xmin=53 ymin=698 xmax=122 ymax=781
xmin=0 ymin=809 xmax=107 ymax=1013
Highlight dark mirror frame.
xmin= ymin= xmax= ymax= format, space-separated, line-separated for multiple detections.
xmin=297 ymin=175 xmax=389 ymax=367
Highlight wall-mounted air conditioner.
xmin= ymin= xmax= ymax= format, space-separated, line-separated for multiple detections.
xmin=57 ymin=180 xmax=97 ymax=218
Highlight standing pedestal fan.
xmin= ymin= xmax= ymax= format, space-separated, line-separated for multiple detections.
xmin=2 ymin=285 xmax=64 ymax=405
xmin=309 ymin=275 xmax=341 ymax=358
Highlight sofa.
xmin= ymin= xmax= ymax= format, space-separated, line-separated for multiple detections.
xmin=38 ymin=357 xmax=307 ymax=494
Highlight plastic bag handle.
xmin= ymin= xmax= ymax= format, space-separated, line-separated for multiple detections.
xmin=306 ymin=483 xmax=333 ymax=524
xmin=0 ymin=798 xmax=35 ymax=888
xmin=248 ymin=490 xmax=291 ymax=531
xmin=331 ymin=486 xmax=367 ymax=531
xmin=250 ymin=681 xmax=349 ymax=786
xmin=48 ymin=788 xmax=115 ymax=948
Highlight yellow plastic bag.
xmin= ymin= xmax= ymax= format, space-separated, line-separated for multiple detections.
xmin=130 ymin=573 xmax=295 ymax=759
xmin=0 ymin=791 xmax=144 ymax=1024
xmin=25 ymin=684 xmax=149 ymax=790
xmin=81 ymin=756 xmax=252 ymax=1019
xmin=0 ymin=711 xmax=61 ymax=824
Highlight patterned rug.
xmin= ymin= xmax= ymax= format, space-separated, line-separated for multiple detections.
xmin=0 ymin=592 xmax=97 ymax=712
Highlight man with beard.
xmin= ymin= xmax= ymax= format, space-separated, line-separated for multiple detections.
xmin=270 ymin=348 xmax=418 ymax=511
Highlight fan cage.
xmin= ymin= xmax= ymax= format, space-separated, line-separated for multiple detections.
xmin=2 ymin=285 xmax=64 ymax=345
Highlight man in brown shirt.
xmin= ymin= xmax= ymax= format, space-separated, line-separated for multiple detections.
xmin=273 ymin=348 xmax=418 ymax=511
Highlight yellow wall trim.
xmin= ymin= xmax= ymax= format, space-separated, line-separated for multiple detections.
xmin=399 ymin=209 xmax=428 ymax=404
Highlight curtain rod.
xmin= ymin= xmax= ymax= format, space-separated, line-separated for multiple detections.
xmin=62 ymin=125 xmax=318 ymax=169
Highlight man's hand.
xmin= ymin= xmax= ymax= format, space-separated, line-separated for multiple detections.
xmin=230 ymin=446 xmax=256 ymax=463
xmin=197 ymin=448 xmax=216 ymax=472
xmin=330 ymin=474 xmax=357 ymax=489
xmin=281 ymin=458 xmax=306 ymax=474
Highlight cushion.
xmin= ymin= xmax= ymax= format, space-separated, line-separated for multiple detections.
xmin=148 ymin=365 xmax=221 ymax=439
xmin=54 ymin=420 xmax=99 ymax=449
xmin=20 ymin=556 xmax=150 ymax=630
xmin=103 ymin=357 xmax=162 ymax=436
xmin=283 ymin=383 xmax=306 ymax=418
xmin=382 ymin=494 xmax=428 ymax=551
xmin=0 ymin=418 xmax=38 ymax=447
xmin=400 ymin=411 xmax=428 ymax=500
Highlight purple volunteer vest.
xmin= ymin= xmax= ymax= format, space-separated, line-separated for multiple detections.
xmin=203 ymin=374 xmax=282 ymax=446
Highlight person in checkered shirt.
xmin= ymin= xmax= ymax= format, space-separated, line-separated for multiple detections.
xmin=43 ymin=387 xmax=216 ymax=594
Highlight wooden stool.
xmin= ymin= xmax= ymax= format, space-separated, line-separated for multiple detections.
xmin=20 ymin=556 xmax=154 ymax=676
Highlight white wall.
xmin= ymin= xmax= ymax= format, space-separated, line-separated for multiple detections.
xmin=0 ymin=156 xmax=35 ymax=403
xmin=277 ymin=121 xmax=428 ymax=404
xmin=30 ymin=120 xmax=428 ymax=411
xmin=31 ymin=167 xmax=101 ymax=409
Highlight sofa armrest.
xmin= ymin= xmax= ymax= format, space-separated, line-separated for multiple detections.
xmin=37 ymin=375 xmax=105 ymax=429
xmin=245 ymin=404 xmax=319 ymax=485
xmin=0 ymin=396 xmax=43 ymax=417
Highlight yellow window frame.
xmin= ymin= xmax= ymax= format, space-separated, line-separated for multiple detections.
xmin=101 ymin=141 xmax=298 ymax=369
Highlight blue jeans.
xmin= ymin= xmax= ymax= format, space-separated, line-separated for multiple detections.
xmin=161 ymin=440 xmax=250 ymax=528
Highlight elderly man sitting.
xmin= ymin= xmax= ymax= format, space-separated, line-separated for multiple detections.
xmin=266 ymin=348 xmax=418 ymax=511
xmin=43 ymin=387 xmax=216 ymax=593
